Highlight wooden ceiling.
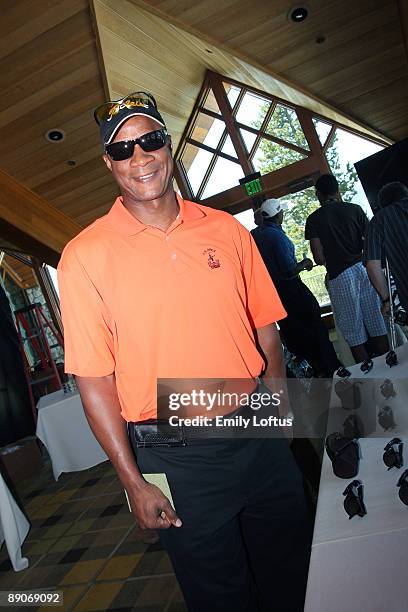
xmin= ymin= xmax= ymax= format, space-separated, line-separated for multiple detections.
xmin=0 ymin=0 xmax=405 ymax=267
xmin=0 ymin=254 xmax=37 ymax=290
xmin=133 ymin=0 xmax=408 ymax=141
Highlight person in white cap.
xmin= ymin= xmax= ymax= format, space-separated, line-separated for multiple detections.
xmin=251 ymin=198 xmax=342 ymax=377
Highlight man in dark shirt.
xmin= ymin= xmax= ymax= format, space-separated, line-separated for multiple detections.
xmin=252 ymin=198 xmax=341 ymax=376
xmin=365 ymin=181 xmax=408 ymax=313
xmin=305 ymin=174 xmax=389 ymax=364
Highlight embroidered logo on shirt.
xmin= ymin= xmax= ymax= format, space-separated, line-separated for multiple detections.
xmin=203 ymin=248 xmax=221 ymax=269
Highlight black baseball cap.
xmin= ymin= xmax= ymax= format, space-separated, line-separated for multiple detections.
xmin=94 ymin=92 xmax=166 ymax=145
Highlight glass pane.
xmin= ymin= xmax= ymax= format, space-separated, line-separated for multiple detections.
xmin=234 ymin=209 xmax=257 ymax=231
xmin=252 ymin=139 xmax=306 ymax=175
xmin=201 ymin=157 xmax=245 ymax=199
xmin=325 ymin=128 xmax=384 ymax=218
xmin=240 ymin=128 xmax=257 ymax=155
xmin=191 ymin=113 xmax=225 ymax=149
xmin=223 ymin=82 xmax=241 ymax=108
xmin=202 ymin=88 xmax=221 ymax=114
xmin=46 ymin=265 xmax=59 ymax=297
xmin=181 ymin=143 xmax=214 ymax=196
xmin=235 ymin=92 xmax=270 ymax=129
xmin=312 ymin=117 xmax=332 ymax=146
xmin=266 ymin=104 xmax=309 ymax=149
xmin=221 ymin=135 xmax=237 ymax=158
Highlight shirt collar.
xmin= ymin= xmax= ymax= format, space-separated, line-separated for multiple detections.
xmin=105 ymin=193 xmax=205 ymax=236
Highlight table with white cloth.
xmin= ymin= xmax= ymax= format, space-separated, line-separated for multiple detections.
xmin=0 ymin=473 xmax=30 ymax=571
xmin=304 ymin=343 xmax=408 ymax=612
xmin=36 ymin=389 xmax=108 ymax=480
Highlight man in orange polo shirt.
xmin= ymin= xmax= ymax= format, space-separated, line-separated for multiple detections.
xmin=57 ymin=92 xmax=311 ymax=612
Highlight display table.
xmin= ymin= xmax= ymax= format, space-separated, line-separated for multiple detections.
xmin=36 ymin=390 xmax=108 ymax=480
xmin=0 ymin=474 xmax=30 ymax=571
xmin=305 ymin=343 xmax=408 ymax=612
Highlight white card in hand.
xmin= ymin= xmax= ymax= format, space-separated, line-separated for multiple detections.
xmin=124 ymin=473 xmax=175 ymax=512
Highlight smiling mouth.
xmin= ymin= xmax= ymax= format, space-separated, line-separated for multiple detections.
xmin=135 ymin=172 xmax=156 ymax=182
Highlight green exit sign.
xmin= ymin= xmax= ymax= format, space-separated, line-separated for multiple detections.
xmin=244 ymin=178 xmax=262 ymax=196
xmin=240 ymin=172 xmax=264 ymax=198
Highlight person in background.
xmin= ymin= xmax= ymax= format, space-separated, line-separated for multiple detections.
xmin=252 ymin=198 xmax=342 ymax=377
xmin=364 ymin=181 xmax=408 ymax=314
xmin=305 ymin=174 xmax=389 ymax=365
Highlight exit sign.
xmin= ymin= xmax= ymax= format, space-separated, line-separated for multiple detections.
xmin=239 ymin=172 xmax=264 ymax=197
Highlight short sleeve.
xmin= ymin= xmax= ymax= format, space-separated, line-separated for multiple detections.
xmin=57 ymin=244 xmax=115 ymax=376
xmin=358 ymin=206 xmax=369 ymax=236
xmin=237 ymin=223 xmax=287 ymax=328
xmin=305 ymin=212 xmax=318 ymax=240
xmin=363 ymin=216 xmax=383 ymax=262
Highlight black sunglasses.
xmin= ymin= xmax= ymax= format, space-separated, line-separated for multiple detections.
xmin=105 ymin=129 xmax=168 ymax=161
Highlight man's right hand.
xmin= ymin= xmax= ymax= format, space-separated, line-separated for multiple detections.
xmin=127 ymin=482 xmax=182 ymax=530
xmin=301 ymin=258 xmax=314 ymax=272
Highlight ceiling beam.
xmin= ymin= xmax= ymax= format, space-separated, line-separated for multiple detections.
xmin=398 ymin=0 xmax=408 ymax=66
xmin=0 ymin=169 xmax=82 ymax=263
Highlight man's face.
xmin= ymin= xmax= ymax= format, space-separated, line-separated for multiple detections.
xmin=103 ymin=116 xmax=173 ymax=204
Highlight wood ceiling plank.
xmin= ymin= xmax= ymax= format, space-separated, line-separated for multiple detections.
xmin=0 ymin=78 xmax=101 ymax=166
xmin=0 ymin=62 xmax=100 ymax=131
xmin=51 ymin=174 xmax=116 ymax=212
xmin=131 ymin=0 xmax=405 ymax=140
xmin=75 ymin=199 xmax=116 ymax=227
xmin=0 ymin=42 xmax=99 ymax=113
xmin=97 ymin=0 xmax=211 ymax=81
xmin=72 ymin=187 xmax=118 ymax=217
xmin=285 ymin=27 xmax=401 ymax=89
xmin=0 ymin=169 xmax=81 ymax=253
xmin=267 ymin=3 xmax=397 ymax=69
xmin=3 ymin=120 xmax=99 ymax=184
xmin=57 ymin=184 xmax=118 ymax=221
xmin=21 ymin=144 xmax=104 ymax=191
xmin=0 ymin=10 xmax=93 ymax=91
xmin=36 ymin=158 xmax=108 ymax=202
xmin=0 ymin=0 xmax=87 ymax=60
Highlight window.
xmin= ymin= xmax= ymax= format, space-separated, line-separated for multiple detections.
xmin=252 ymin=139 xmax=306 ymax=175
xmin=312 ymin=117 xmax=332 ymax=146
xmin=235 ymin=92 xmax=270 ymax=129
xmin=223 ymin=82 xmax=241 ymax=108
xmin=180 ymin=144 xmax=213 ymax=196
xmin=190 ymin=113 xmax=225 ymax=148
xmin=325 ymin=128 xmax=384 ymax=217
xmin=175 ymin=73 xmax=387 ymax=208
xmin=201 ymin=158 xmax=244 ymax=199
xmin=266 ymin=104 xmax=309 ymax=150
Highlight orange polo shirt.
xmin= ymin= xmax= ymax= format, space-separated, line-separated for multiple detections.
xmin=57 ymin=194 xmax=286 ymax=422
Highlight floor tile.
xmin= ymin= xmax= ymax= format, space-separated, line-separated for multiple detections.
xmin=73 ymin=581 xmax=123 ymax=611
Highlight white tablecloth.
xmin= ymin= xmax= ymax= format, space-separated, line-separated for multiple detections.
xmin=305 ymin=343 xmax=408 ymax=612
xmin=0 ymin=474 xmax=29 ymax=571
xmin=36 ymin=390 xmax=108 ymax=480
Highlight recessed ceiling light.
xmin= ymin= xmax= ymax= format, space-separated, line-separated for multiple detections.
xmin=44 ymin=129 xmax=65 ymax=142
xmin=288 ymin=6 xmax=309 ymax=23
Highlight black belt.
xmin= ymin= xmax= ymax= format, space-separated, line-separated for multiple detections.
xmin=128 ymin=379 xmax=266 ymax=448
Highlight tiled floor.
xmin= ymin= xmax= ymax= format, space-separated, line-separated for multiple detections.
xmin=0 ymin=458 xmax=187 ymax=611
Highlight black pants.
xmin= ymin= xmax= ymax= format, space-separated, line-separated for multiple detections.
xmin=134 ymin=437 xmax=312 ymax=612
xmin=276 ymin=278 xmax=340 ymax=375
